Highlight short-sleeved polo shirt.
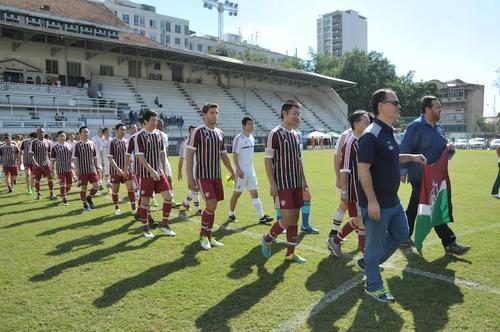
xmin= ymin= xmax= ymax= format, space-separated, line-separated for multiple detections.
xmin=358 ymin=118 xmax=400 ymax=208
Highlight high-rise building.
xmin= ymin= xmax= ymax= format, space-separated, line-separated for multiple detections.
xmin=317 ymin=9 xmax=367 ymax=57
xmin=103 ymin=0 xmax=191 ymax=49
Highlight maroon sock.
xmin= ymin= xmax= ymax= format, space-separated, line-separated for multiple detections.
xmin=128 ymin=191 xmax=136 ymax=210
xmin=335 ymin=219 xmax=356 ymax=244
xmin=112 ymin=192 xmax=119 ymax=209
xmin=48 ymin=180 xmax=54 ymax=191
xmin=358 ymin=228 xmax=366 ymax=254
xmin=89 ymin=187 xmax=98 ymax=198
xmin=60 ymin=182 xmax=66 ymax=199
xmin=160 ymin=201 xmax=172 ymax=227
xmin=286 ymin=224 xmax=298 ymax=256
xmin=265 ymin=220 xmax=286 ymax=242
xmin=200 ymin=209 xmax=214 ymax=237
xmin=138 ymin=203 xmax=148 ymax=223
xmin=80 ymin=190 xmax=86 ymax=202
xmin=35 ymin=181 xmax=40 ymax=194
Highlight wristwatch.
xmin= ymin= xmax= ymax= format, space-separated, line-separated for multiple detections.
xmin=341 ymin=190 xmax=347 ymax=195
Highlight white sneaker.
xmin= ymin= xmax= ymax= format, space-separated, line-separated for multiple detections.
xmin=114 ymin=209 xmax=122 ymax=216
xmin=144 ymin=231 xmax=155 ymax=238
xmin=210 ymin=238 xmax=224 ymax=248
xmin=200 ymin=236 xmax=211 ymax=250
xmin=159 ymin=227 xmax=176 ymax=237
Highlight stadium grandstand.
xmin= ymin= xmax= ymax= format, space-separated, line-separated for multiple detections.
xmin=0 ymin=0 xmax=354 ymax=153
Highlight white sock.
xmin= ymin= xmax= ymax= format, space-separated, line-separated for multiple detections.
xmin=190 ymin=191 xmax=199 ymax=203
xmin=252 ymin=198 xmax=265 ymax=218
xmin=229 ymin=211 xmax=235 ymax=217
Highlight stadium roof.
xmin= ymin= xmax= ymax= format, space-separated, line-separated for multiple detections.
xmin=0 ymin=0 xmax=356 ymax=89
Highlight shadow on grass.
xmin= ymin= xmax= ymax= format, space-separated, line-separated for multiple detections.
xmin=46 ymin=220 xmax=136 ymax=256
xmin=195 ymin=245 xmax=290 ymax=332
xmin=1 ymin=208 xmax=82 ymax=229
xmin=385 ymin=254 xmax=465 ymax=332
xmin=37 ymin=212 xmax=123 ymax=236
xmin=93 ymin=240 xmax=202 ymax=308
xmin=30 ymin=235 xmax=157 ymax=282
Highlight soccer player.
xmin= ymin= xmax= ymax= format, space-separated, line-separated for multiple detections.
xmin=91 ymin=127 xmax=104 ymax=190
xmin=99 ymin=128 xmax=112 ymax=192
xmin=20 ymin=132 xmax=36 ymax=194
xmin=261 ymin=100 xmax=309 ymax=263
xmin=0 ymin=134 xmax=20 ymax=193
xmin=50 ymin=131 xmax=73 ymax=206
xmin=72 ymin=126 xmax=100 ymax=211
xmin=327 ymin=111 xmax=371 ymax=257
xmin=29 ymin=128 xmax=56 ymax=200
xmin=108 ymin=123 xmax=137 ymax=216
xmin=227 ymin=117 xmax=273 ymax=224
xmin=186 ymin=102 xmax=235 ymax=250
xmin=178 ymin=125 xmax=202 ymax=215
xmin=135 ymin=109 xmax=176 ymax=238
xmin=156 ymin=119 xmax=181 ymax=208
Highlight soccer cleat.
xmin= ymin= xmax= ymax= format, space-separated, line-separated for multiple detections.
xmin=195 ymin=209 xmax=202 ymax=216
xmin=144 ymin=230 xmax=155 ymax=238
xmin=227 ymin=215 xmax=237 ymax=223
xmin=151 ymin=197 xmax=159 ymax=207
xmin=200 ymin=236 xmax=211 ymax=250
xmin=159 ymin=226 xmax=176 ymax=237
xmin=86 ymin=196 xmax=95 ymax=209
xmin=493 ymin=194 xmax=500 ymax=199
xmin=284 ymin=253 xmax=307 ymax=264
xmin=209 ymin=238 xmax=224 ymax=248
xmin=326 ymin=238 xmax=342 ymax=257
xmin=114 ymin=209 xmax=122 ymax=216
xmin=49 ymin=195 xmax=58 ymax=200
xmin=364 ymin=288 xmax=395 ymax=303
xmin=259 ymin=215 xmax=274 ymax=224
xmin=445 ymin=242 xmax=471 ymax=256
xmin=261 ymin=236 xmax=272 ymax=258
xmin=36 ymin=194 xmax=41 ymax=200
xmin=356 ymin=258 xmax=384 ymax=272
xmin=82 ymin=203 xmax=92 ymax=211
xmin=301 ymin=225 xmax=320 ymax=234
xmin=181 ymin=202 xmax=191 ymax=211
xmin=26 ymin=188 xmax=33 ymax=195
xmin=171 ymin=200 xmax=182 ymax=209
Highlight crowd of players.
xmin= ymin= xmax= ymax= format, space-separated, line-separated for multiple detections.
xmin=0 ymin=91 xmax=472 ymax=303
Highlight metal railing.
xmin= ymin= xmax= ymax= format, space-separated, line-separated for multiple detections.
xmin=0 ymin=82 xmax=88 ymax=96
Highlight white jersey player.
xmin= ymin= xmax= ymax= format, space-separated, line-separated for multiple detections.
xmin=178 ymin=125 xmax=201 ymax=215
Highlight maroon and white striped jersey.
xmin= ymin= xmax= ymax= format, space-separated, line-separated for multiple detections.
xmin=29 ymin=139 xmax=51 ymax=167
xmin=72 ymin=141 xmax=97 ymax=175
xmin=108 ymin=137 xmax=128 ymax=176
xmin=334 ymin=128 xmax=353 ymax=153
xmin=134 ymin=129 xmax=165 ymax=179
xmin=50 ymin=143 xmax=73 ymax=174
xmin=0 ymin=143 xmax=19 ymax=168
xmin=187 ymin=125 xmax=226 ymax=179
xmin=340 ymin=134 xmax=360 ymax=203
xmin=265 ymin=126 xmax=302 ymax=191
xmin=20 ymin=139 xmax=32 ymax=165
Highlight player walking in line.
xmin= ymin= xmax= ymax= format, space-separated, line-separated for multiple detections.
xmin=50 ymin=131 xmax=74 ymax=206
xmin=227 ymin=117 xmax=273 ymax=224
xmin=20 ymin=132 xmax=36 ymax=194
xmin=0 ymin=134 xmax=20 ymax=193
xmin=178 ymin=125 xmax=202 ymax=215
xmin=29 ymin=128 xmax=56 ymax=200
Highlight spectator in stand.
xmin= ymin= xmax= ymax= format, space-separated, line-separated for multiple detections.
xmin=129 ymin=110 xmax=135 ymax=124
xmin=55 ymin=112 xmax=60 ymax=121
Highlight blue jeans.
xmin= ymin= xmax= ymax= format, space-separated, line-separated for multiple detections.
xmin=362 ymin=202 xmax=409 ymax=291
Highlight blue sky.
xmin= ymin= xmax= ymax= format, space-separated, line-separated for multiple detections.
xmin=148 ymin=0 xmax=499 ymax=116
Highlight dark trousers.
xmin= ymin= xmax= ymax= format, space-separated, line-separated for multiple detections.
xmin=491 ymin=164 xmax=500 ymax=195
xmin=406 ymin=181 xmax=456 ymax=247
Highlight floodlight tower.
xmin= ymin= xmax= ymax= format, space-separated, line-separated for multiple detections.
xmin=202 ymin=0 xmax=239 ymax=41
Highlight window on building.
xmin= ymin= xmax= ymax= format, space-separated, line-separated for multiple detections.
xmin=184 ymin=25 xmax=189 ymax=35
xmin=129 ymin=60 xmax=142 ymax=78
xmin=100 ymin=65 xmax=114 ymax=76
xmin=197 ymin=44 xmax=203 ymax=52
xmin=149 ymin=33 xmax=157 ymax=41
xmin=165 ymin=34 xmax=171 ymax=44
xmin=66 ymin=62 xmax=81 ymax=77
xmin=150 ymin=19 xmax=156 ymax=28
xmin=139 ymin=16 xmax=145 ymax=27
xmin=175 ymin=24 xmax=181 ymax=33
xmin=133 ymin=14 xmax=139 ymax=26
xmin=184 ymin=38 xmax=188 ymax=47
xmin=140 ymin=30 xmax=145 ymax=36
xmin=175 ymin=37 xmax=181 ymax=45
xmin=45 ymin=59 xmax=58 ymax=74
xmin=165 ymin=21 xmax=171 ymax=32
xmin=160 ymin=33 xmax=165 ymax=44
xmin=122 ymin=14 xmax=130 ymax=24
xmin=153 ymin=62 xmax=161 ymax=70
xmin=160 ymin=20 xmax=166 ymax=31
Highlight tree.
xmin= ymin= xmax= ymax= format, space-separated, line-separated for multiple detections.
xmin=475 ymin=116 xmax=496 ymax=134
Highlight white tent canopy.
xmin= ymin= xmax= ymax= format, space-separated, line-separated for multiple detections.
xmin=307 ymin=131 xmax=330 ymax=138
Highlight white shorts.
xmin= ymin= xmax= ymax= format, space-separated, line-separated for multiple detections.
xmin=234 ymin=172 xmax=258 ymax=192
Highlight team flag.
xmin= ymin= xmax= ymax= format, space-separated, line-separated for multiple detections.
xmin=415 ymin=147 xmax=454 ymax=255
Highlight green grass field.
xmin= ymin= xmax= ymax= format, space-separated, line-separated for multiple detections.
xmin=1 ymin=149 xmax=499 ymax=331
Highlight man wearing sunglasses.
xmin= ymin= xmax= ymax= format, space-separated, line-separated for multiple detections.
xmin=400 ymin=96 xmax=470 ymax=255
xmin=357 ymin=88 xmax=427 ymax=303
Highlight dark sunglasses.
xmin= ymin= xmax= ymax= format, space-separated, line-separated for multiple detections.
xmin=384 ymin=100 xmax=401 ymax=107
